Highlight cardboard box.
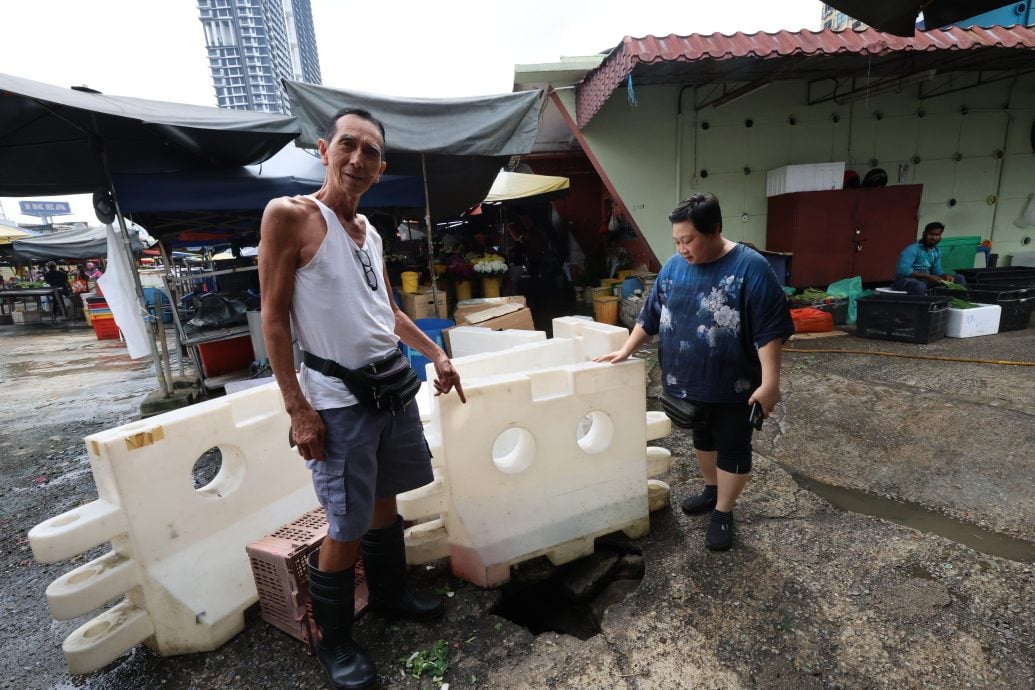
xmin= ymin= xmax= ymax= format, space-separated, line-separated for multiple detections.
xmin=440 ymin=304 xmax=534 ymax=355
xmin=453 ymin=296 xmax=526 ymax=324
xmin=455 ymin=303 xmax=534 ymax=330
xmin=399 ymin=288 xmax=448 ymax=320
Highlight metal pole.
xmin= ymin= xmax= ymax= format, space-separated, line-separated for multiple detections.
xmin=421 ymin=154 xmax=438 ymax=314
xmin=95 ymin=137 xmax=169 ymax=397
xmin=154 ymin=291 xmax=174 ymax=393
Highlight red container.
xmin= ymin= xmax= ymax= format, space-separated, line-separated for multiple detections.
xmin=92 ymin=316 xmax=120 ymax=340
xmin=197 ymin=335 xmax=254 ymax=377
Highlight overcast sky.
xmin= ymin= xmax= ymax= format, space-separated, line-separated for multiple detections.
xmin=0 ymin=0 xmax=822 ymax=224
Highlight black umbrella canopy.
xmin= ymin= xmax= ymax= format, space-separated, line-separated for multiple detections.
xmin=0 ymin=72 xmax=301 ymax=196
xmin=825 ymin=1 xmax=1019 ymax=36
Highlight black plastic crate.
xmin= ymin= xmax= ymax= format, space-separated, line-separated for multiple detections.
xmin=937 ymin=285 xmax=1034 ymax=332
xmin=957 ymin=267 xmax=1035 ymax=284
xmin=856 ymin=294 xmax=950 ymax=343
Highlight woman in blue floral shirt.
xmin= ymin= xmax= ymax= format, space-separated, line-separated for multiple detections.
xmin=596 ymin=193 xmax=793 ymax=550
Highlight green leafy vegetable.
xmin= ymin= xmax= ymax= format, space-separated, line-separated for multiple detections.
xmin=402 ymin=639 xmax=449 ymax=683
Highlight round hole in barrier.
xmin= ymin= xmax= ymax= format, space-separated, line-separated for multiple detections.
xmin=576 ymin=411 xmax=615 ymax=455
xmin=492 ymin=428 xmax=535 ymax=475
xmin=83 ymin=621 xmax=112 ymax=639
xmin=192 ymin=445 xmax=246 ymax=498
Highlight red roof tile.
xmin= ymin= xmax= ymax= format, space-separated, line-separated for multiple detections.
xmin=576 ymin=25 xmax=1035 ymax=127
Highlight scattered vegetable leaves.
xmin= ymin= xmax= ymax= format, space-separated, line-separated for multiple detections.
xmin=402 ymin=639 xmax=449 ymax=684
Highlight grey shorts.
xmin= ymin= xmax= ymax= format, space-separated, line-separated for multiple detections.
xmin=307 ymin=403 xmax=433 ymax=542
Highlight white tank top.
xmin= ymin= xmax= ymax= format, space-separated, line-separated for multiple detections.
xmin=291 ymin=196 xmax=399 ymax=410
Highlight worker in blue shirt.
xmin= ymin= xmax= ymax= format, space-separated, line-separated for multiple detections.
xmin=595 ymin=193 xmax=793 ymax=551
xmin=891 ymin=222 xmax=966 ymax=294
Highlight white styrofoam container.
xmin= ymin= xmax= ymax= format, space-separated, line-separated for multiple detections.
xmin=766 ymin=162 xmax=846 ymax=197
xmin=945 ymin=304 xmax=1001 ymax=338
xmin=1010 ymin=251 xmax=1035 ymax=268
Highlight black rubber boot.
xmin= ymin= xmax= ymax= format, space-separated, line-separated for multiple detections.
xmin=361 ymin=515 xmax=444 ymax=621
xmin=307 ymin=551 xmax=377 ymax=690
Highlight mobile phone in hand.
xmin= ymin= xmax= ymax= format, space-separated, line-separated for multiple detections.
xmin=748 ymin=401 xmax=764 ymax=430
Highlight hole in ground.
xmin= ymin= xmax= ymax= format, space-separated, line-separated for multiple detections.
xmin=491 ymin=533 xmax=645 ymax=640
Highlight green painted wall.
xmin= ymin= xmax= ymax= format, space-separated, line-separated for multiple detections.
xmin=561 ymin=74 xmax=1035 ymax=266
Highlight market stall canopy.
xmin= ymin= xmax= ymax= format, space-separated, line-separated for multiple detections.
xmin=823 ymin=1 xmax=1019 ymax=36
xmin=483 ymin=171 xmax=570 ymax=203
xmin=0 ymin=72 xmax=301 ymax=196
xmin=283 ymin=80 xmax=542 ymax=218
xmin=12 ymin=223 xmax=146 ymax=260
xmin=0 ymin=223 xmax=32 ymax=245
xmin=113 ymin=144 xmax=424 ymax=220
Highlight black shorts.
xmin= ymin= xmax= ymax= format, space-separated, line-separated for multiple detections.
xmin=687 ymin=401 xmax=754 ymax=474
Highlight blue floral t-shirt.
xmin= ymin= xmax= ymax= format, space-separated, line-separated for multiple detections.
xmin=638 ymin=243 xmax=794 ymax=404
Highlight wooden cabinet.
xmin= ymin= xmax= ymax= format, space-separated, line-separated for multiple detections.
xmin=765 ymin=185 xmax=923 ymax=288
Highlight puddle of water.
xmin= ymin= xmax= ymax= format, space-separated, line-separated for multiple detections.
xmin=790 ymin=471 xmax=1035 ymax=564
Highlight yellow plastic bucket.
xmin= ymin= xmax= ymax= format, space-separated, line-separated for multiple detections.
xmin=617 ymin=269 xmax=638 ymax=281
xmin=593 ymin=295 xmax=620 ymax=325
xmin=401 ymin=271 xmax=419 ymax=294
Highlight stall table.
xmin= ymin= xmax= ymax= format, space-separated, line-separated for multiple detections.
xmin=0 ymin=287 xmax=67 ymax=321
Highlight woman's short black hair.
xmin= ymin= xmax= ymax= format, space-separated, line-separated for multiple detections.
xmin=668 ymin=193 xmax=723 ymax=235
xmin=322 ymin=107 xmax=387 ymax=148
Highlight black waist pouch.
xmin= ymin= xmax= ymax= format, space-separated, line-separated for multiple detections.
xmin=303 ymin=349 xmax=420 ymax=414
xmin=660 ymin=392 xmax=704 ymax=429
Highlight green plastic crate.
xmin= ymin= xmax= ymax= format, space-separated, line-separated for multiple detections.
xmin=938 ymin=235 xmax=982 ymax=274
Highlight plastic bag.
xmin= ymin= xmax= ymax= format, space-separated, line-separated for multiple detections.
xmin=187 ymin=293 xmax=248 ymax=329
xmin=790 ymin=307 xmax=834 ymax=333
xmin=827 ymin=276 xmax=864 ymax=324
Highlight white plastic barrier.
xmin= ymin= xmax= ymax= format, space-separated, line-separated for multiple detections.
xmin=446 ymin=325 xmax=546 ymax=358
xmin=29 ymin=316 xmax=673 ymax=671
xmin=400 ymin=317 xmax=672 ymax=587
xmin=28 ymin=383 xmax=317 ymax=673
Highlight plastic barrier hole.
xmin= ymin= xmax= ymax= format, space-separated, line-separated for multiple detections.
xmin=68 ymin=568 xmax=99 ymax=585
xmin=50 ymin=513 xmax=80 ymax=528
xmin=576 ymin=411 xmax=615 ymax=455
xmin=193 ymin=447 xmax=222 ymax=489
xmin=192 ymin=445 xmax=246 ymax=498
xmin=83 ymin=621 xmax=112 ymax=639
xmin=492 ymin=428 xmax=535 ymax=475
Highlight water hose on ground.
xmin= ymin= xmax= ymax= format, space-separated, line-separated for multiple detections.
xmin=783 ymin=348 xmax=1035 ymax=367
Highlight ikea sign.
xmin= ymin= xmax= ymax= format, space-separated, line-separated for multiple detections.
xmin=19 ymin=200 xmax=72 ymax=217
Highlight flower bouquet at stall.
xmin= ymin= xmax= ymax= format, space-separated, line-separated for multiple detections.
xmin=447 ymin=255 xmax=475 ymax=301
xmin=471 ymin=253 xmax=508 ymax=276
xmin=472 ymin=253 xmax=507 ymax=298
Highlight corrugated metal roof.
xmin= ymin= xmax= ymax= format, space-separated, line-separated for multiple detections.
xmin=576 ymin=25 xmax=1035 ymax=128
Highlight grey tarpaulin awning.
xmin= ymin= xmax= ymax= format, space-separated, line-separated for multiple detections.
xmin=12 ymin=224 xmax=146 ymax=260
xmin=0 ymin=71 xmax=300 ymax=396
xmin=282 ymin=80 xmax=542 ymax=219
xmin=0 ymin=72 xmax=300 ymax=196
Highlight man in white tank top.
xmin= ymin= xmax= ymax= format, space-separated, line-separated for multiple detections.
xmin=259 ymin=108 xmax=466 ymax=690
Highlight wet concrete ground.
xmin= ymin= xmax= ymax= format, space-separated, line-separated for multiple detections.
xmin=1 ymin=319 xmax=1032 ymax=689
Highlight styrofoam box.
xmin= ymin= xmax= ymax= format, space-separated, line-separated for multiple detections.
xmin=1011 ymin=251 xmax=1035 ymax=268
xmin=766 ymin=162 xmax=846 ymax=197
xmin=945 ymin=304 xmax=1001 ymax=338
